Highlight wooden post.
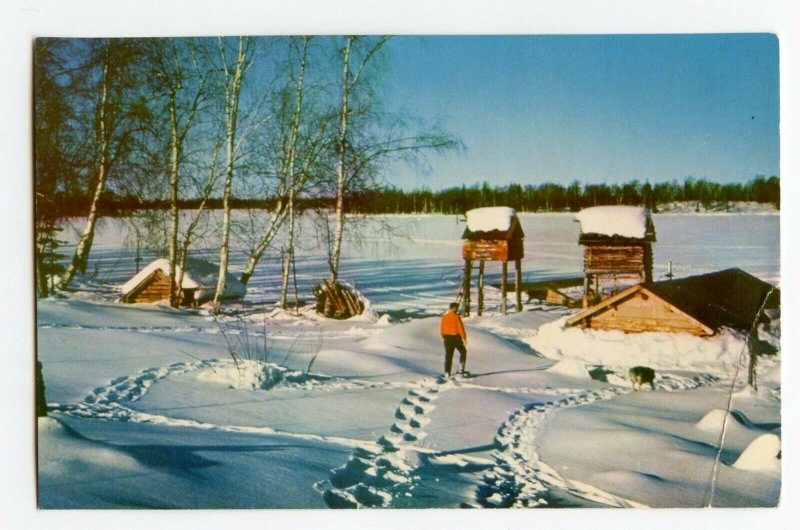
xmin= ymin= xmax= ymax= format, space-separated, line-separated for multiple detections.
xmin=501 ymin=260 xmax=508 ymax=315
xmin=583 ymin=274 xmax=590 ymax=308
xmin=477 ymin=260 xmax=485 ymax=316
xmin=515 ymin=258 xmax=522 ymax=312
xmin=463 ymin=260 xmax=472 ymax=316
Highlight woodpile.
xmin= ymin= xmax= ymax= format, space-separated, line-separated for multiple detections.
xmin=314 ymin=280 xmax=365 ymax=319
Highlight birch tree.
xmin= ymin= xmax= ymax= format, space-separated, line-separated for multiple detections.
xmin=144 ymin=38 xmax=209 ymax=306
xmin=238 ymin=37 xmax=329 ymax=291
xmin=277 ymin=37 xmax=311 ymax=309
xmin=58 ymin=39 xmax=149 ymax=290
xmin=212 ymin=36 xmax=254 ymax=313
xmin=325 ymin=36 xmax=461 ymax=284
xmin=34 ymin=38 xmax=77 ymax=297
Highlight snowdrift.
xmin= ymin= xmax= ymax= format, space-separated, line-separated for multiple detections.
xmin=733 ymin=434 xmax=781 ymax=475
xmin=528 ymin=317 xmax=748 ymax=373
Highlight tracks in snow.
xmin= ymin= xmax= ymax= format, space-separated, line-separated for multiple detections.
xmin=50 ymin=359 xmax=426 ymax=450
xmin=320 ymin=371 xmax=719 ymax=509
xmin=478 ymin=372 xmax=719 ymax=508
xmin=320 ymin=384 xmax=442 ymax=508
xmin=48 ymin=356 xmax=719 ymax=509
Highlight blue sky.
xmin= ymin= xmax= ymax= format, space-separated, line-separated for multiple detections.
xmin=381 ymin=34 xmax=779 ymax=190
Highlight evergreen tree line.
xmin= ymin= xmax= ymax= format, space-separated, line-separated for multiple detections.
xmin=48 ymin=174 xmax=779 ymax=217
xmin=351 ymin=175 xmax=780 ymax=214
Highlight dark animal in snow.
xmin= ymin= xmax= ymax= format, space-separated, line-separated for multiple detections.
xmin=629 ymin=366 xmax=656 ymax=391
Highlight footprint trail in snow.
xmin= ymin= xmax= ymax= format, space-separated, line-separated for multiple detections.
xmin=320 ymin=383 xmax=443 ymax=507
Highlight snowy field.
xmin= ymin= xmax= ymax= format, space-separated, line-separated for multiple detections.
xmin=36 ymin=212 xmax=781 ymax=512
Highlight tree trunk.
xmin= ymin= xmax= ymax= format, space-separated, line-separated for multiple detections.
xmin=213 ymin=37 xmax=247 ymax=313
xmin=329 ymin=37 xmax=352 ymax=284
xmin=59 ymin=58 xmax=111 ymax=290
xmin=240 ymin=205 xmax=287 ymax=286
xmin=279 ymin=37 xmax=308 ymax=307
xmin=168 ymin=89 xmax=180 ymax=307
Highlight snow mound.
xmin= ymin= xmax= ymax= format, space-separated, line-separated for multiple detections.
xmin=733 ymin=434 xmax=781 ymax=475
xmin=466 ymin=206 xmax=515 ymax=232
xmin=38 ymin=417 xmax=141 ymax=477
xmin=695 ymin=409 xmax=751 ymax=432
xmin=545 ymin=359 xmax=591 ymax=380
xmin=576 ymin=206 xmax=648 ymax=238
xmin=528 ymin=317 xmax=747 ymax=373
xmin=346 ymin=283 xmax=379 ymax=323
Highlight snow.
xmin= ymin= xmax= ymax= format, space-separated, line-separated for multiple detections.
xmin=733 ymin=434 xmax=781 ymax=475
xmin=545 ymin=359 xmax=592 ymax=380
xmin=528 ymin=317 xmax=749 ymax=374
xmin=575 ymin=206 xmax=649 ymax=238
xmin=466 ymin=206 xmax=516 ymax=232
xmin=33 ymin=212 xmax=781 ymax=511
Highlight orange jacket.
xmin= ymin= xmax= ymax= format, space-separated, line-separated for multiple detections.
xmin=440 ymin=309 xmax=466 ymax=341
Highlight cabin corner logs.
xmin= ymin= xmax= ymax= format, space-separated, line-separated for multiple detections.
xmin=461 ymin=207 xmax=525 ymax=316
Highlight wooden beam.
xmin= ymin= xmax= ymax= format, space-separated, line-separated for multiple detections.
xmin=477 ymin=260 xmax=485 ymax=316
xmin=501 ymin=260 xmax=508 ymax=315
xmin=463 ymin=260 xmax=472 ymax=316
xmin=515 ymin=258 xmax=522 ymax=312
xmin=583 ymin=274 xmax=591 ymax=308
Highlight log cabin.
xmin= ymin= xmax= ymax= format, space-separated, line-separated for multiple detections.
xmin=120 ymin=257 xmax=246 ymax=305
xmin=461 ymin=207 xmax=525 ymax=315
xmin=565 ymin=268 xmax=779 ymax=336
xmin=575 ymin=206 xmax=656 ymax=306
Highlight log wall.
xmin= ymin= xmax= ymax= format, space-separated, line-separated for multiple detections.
xmin=463 ymin=238 xmax=523 ymax=261
xmin=585 ymin=291 xmax=711 ymax=335
xmin=584 ymin=242 xmax=653 ymax=283
xmin=128 ymin=269 xmax=172 ymax=303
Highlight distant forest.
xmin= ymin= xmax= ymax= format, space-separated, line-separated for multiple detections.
xmin=60 ymin=174 xmax=779 ymax=216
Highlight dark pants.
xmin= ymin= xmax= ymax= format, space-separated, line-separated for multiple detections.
xmin=443 ymin=335 xmax=467 ymax=375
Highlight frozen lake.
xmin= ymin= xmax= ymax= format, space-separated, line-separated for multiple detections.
xmin=64 ymin=212 xmax=780 ymax=316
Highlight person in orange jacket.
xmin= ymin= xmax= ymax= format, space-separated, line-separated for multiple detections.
xmin=440 ymin=302 xmax=467 ymax=377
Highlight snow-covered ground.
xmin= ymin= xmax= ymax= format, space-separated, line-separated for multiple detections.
xmin=34 ymin=212 xmax=780 ymax=513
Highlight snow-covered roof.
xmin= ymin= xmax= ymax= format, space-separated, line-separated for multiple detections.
xmin=465 ymin=207 xmax=516 ymax=233
xmin=121 ymin=257 xmax=246 ymax=301
xmin=575 ymin=206 xmax=650 ymax=239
